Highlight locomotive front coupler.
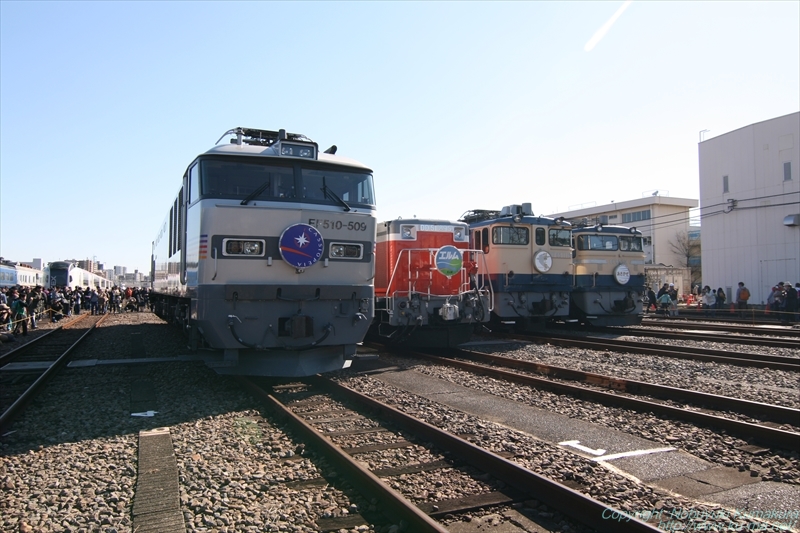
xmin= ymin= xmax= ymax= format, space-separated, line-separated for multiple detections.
xmin=227 ymin=314 xmax=334 ymax=351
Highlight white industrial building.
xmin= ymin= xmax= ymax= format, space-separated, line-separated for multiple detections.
xmin=698 ymin=112 xmax=800 ymax=305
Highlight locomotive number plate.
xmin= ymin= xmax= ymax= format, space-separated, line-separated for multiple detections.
xmin=307 ymin=219 xmax=368 ymax=232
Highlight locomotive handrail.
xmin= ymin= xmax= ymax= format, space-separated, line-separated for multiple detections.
xmin=468 ymin=248 xmax=494 ymax=312
xmin=180 ymin=181 xmax=188 ymax=286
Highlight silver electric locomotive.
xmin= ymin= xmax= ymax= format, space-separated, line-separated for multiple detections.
xmin=150 ymin=128 xmax=376 ymax=376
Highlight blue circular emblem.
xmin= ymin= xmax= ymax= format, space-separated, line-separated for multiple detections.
xmin=279 ymin=223 xmax=324 ymax=268
xmin=435 ymin=245 xmax=463 ymax=277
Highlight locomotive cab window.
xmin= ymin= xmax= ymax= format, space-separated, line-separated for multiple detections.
xmin=301 ymin=167 xmax=375 ymax=206
xmin=188 ymin=164 xmax=200 ymax=204
xmin=493 ymin=226 xmax=529 ymax=245
xmin=535 ymin=227 xmax=545 ymax=246
xmin=548 ymin=228 xmax=571 ymax=247
xmin=200 ymin=159 xmax=295 ymax=200
xmin=577 ymin=235 xmax=618 ymax=251
xmin=619 ymin=236 xmax=643 ymax=252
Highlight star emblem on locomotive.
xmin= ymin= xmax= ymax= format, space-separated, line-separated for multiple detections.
xmin=295 ymin=233 xmax=309 ymax=247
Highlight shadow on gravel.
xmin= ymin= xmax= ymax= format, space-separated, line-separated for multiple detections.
xmin=1 ymin=316 xmax=263 ymax=455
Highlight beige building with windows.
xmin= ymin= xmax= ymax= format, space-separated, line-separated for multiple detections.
xmin=548 ymin=195 xmax=698 ymax=293
xmin=698 ymin=112 xmax=800 ymax=305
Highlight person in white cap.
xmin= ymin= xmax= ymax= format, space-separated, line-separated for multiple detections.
xmin=668 ymin=283 xmax=679 ymax=316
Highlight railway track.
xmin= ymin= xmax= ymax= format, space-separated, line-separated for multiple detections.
xmin=640 ymin=317 xmax=800 ymax=337
xmin=3 ymin=312 xmax=793 ymax=532
xmin=237 ymin=375 xmax=661 ymax=532
xmin=496 ymin=331 xmax=800 ymax=371
xmin=390 ymin=345 xmax=800 ymax=451
xmin=551 ymin=322 xmax=800 ymax=349
xmin=0 ymin=314 xmax=107 ymax=431
xmin=602 ymin=326 xmax=799 ymax=350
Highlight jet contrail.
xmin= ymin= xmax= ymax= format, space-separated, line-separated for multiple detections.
xmin=584 ymin=0 xmax=633 ymax=52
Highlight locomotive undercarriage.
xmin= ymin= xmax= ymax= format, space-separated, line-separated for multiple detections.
xmin=151 ymin=284 xmax=374 ymax=376
xmin=371 ymin=291 xmax=489 ymax=348
xmin=495 ymin=291 xmax=570 ymax=319
xmin=570 ymin=289 xmax=644 ymax=326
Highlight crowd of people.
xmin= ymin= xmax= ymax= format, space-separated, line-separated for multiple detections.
xmin=764 ymin=281 xmax=800 ymax=320
xmin=644 ymin=280 xmax=800 ymax=321
xmin=644 ymin=283 xmax=681 ymax=317
xmin=0 ymin=285 xmax=151 ymax=337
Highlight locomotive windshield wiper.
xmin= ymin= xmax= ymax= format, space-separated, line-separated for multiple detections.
xmin=241 ymin=174 xmax=271 ymax=205
xmin=321 ymin=176 xmax=351 ymax=211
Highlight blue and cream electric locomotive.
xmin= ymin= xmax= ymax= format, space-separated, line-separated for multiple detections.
xmin=150 ymin=128 xmax=377 ymax=376
xmin=461 ymin=204 xmax=572 ymax=329
xmin=570 ymin=224 xmax=646 ymax=326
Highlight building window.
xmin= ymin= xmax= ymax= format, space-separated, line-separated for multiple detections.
xmin=784 ymin=162 xmax=792 ymax=181
xmin=622 ymin=210 xmax=651 ymax=224
xmin=723 ymin=175 xmax=729 ymax=193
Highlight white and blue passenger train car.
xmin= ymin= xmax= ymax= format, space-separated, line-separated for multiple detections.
xmin=150 ymin=127 xmax=377 ymax=377
xmin=0 ymin=260 xmax=42 ymax=288
xmin=462 ymin=204 xmax=573 ymax=329
xmin=570 ymin=224 xmax=646 ymax=326
xmin=44 ymin=261 xmax=112 ymax=290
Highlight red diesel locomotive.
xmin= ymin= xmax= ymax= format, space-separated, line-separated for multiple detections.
xmin=371 ymin=218 xmax=492 ymax=347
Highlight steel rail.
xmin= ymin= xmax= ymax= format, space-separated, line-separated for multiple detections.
xmin=499 ymin=332 xmax=800 ymax=372
xmin=311 ymin=375 xmax=662 ymax=533
xmin=400 ymin=349 xmax=800 ymax=450
xmin=236 ymin=376 xmax=449 ymax=533
xmin=604 ymin=327 xmax=800 ymax=349
xmin=442 ymin=348 xmax=800 ymax=424
xmin=0 ymin=313 xmax=93 ymax=367
xmin=641 ymin=317 xmax=800 ymax=337
xmin=0 ymin=314 xmax=105 ymax=432
xmin=0 ymin=326 xmax=63 ymax=367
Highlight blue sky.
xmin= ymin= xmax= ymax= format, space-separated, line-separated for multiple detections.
xmin=1 ymin=1 xmax=798 ymax=273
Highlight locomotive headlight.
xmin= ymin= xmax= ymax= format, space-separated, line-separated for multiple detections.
xmin=330 ymin=243 xmax=363 ymax=259
xmin=279 ymin=142 xmax=317 ymax=159
xmin=224 ymin=239 xmax=265 ymax=256
xmin=453 ymin=227 xmax=466 ymax=241
xmin=401 ymin=225 xmax=415 ymax=239
xmin=242 ymin=241 xmax=263 ymax=255
xmin=533 ymin=250 xmax=553 ymax=273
